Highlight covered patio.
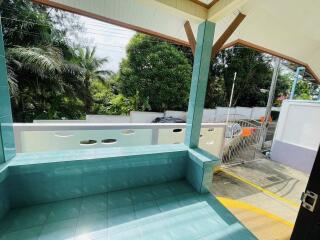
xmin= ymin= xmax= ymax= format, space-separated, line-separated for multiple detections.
xmin=1 ymin=0 xmax=320 ymax=239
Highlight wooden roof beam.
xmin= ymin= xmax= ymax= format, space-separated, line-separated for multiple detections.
xmin=220 ymin=39 xmax=320 ymax=84
xmin=212 ymin=12 xmax=246 ymax=57
xmin=184 ymin=21 xmax=197 ymax=55
xmin=208 ymin=0 xmax=247 ymax=22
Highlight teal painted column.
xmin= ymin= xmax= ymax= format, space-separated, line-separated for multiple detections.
xmin=185 ymin=21 xmax=215 ymax=148
xmin=0 ymin=17 xmax=16 ymax=162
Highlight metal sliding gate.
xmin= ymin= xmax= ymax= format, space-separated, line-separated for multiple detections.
xmin=221 ymin=119 xmax=263 ymax=166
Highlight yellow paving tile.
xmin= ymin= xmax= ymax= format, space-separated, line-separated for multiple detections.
xmin=217 ymin=197 xmax=293 ymax=240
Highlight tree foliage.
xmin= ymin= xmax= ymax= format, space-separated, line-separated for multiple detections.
xmin=118 ymin=34 xmax=192 ymax=112
xmin=2 ymin=0 xmax=310 ymax=123
xmin=1 ymin=0 xmax=110 ymax=121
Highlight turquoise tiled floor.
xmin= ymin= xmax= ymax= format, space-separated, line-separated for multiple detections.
xmin=0 ymin=180 xmax=256 ymax=240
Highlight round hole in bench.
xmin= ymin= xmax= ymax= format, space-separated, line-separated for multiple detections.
xmin=101 ymin=139 xmax=117 ymax=144
xmin=173 ymin=128 xmax=182 ymax=133
xmin=80 ymin=140 xmax=97 ymax=145
xmin=122 ymin=129 xmax=135 ymax=135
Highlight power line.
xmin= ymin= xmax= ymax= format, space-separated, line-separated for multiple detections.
xmin=0 ymin=16 xmax=188 ymax=46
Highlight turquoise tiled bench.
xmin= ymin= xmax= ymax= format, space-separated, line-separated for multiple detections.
xmin=0 ymin=144 xmax=219 ymax=219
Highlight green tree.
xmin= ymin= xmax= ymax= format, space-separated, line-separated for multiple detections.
xmin=1 ymin=0 xmax=87 ymax=121
xmin=1 ymin=0 xmax=113 ymax=121
xmin=72 ymin=47 xmax=111 ymax=113
xmin=209 ymin=47 xmax=274 ymax=107
xmin=118 ymin=34 xmax=192 ymax=112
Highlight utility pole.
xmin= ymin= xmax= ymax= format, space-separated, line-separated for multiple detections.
xmin=226 ymin=72 xmax=237 ymax=125
xmin=259 ymin=57 xmax=281 ymax=149
xmin=289 ymin=67 xmax=305 ymax=100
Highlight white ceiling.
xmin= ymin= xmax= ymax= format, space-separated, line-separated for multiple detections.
xmin=33 ymin=0 xmax=320 ymax=82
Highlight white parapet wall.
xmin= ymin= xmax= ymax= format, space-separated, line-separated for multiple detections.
xmin=271 ymin=100 xmax=320 ymax=173
xmin=13 ymin=123 xmax=226 ymax=159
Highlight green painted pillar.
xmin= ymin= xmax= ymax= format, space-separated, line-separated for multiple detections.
xmin=185 ymin=21 xmax=215 ymax=148
xmin=0 ymin=17 xmax=16 ymax=162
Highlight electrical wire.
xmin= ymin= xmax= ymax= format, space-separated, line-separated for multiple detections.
xmin=0 ymin=16 xmax=177 ymax=44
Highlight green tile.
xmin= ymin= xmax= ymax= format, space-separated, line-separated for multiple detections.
xmin=134 ymin=200 xmax=160 ymax=219
xmin=108 ymin=190 xmax=132 ymax=209
xmin=76 ymin=212 xmax=107 ymax=238
xmin=39 ymin=218 xmax=77 ymax=240
xmin=0 ymin=88 xmax=11 ymax=118
xmin=0 ymin=226 xmax=42 ymax=240
xmin=7 ymin=205 xmax=51 ymax=231
xmin=177 ymin=192 xmax=201 ymax=207
xmin=151 ymin=183 xmax=174 ymax=199
xmin=185 ymin=21 xmax=216 ymax=148
xmin=0 ymin=116 xmax=15 ymax=162
xmin=75 ymin=228 xmax=108 ymax=240
xmin=168 ymin=181 xmax=194 ymax=195
xmin=0 ymin=178 xmax=257 ymax=240
xmin=0 ymin=22 xmax=16 ymax=163
xmin=130 ymin=186 xmax=155 ymax=203
xmin=156 ymin=196 xmax=180 ymax=212
xmin=80 ymin=193 xmax=107 ymax=215
xmin=47 ymin=198 xmax=81 ymax=223
xmin=108 ymin=206 xmax=135 ymax=227
xmin=108 ymin=227 xmax=142 ymax=240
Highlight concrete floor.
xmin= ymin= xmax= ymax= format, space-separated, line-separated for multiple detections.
xmin=210 ymin=156 xmax=309 ymax=239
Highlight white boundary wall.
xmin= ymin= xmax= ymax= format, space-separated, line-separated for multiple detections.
xmin=34 ymin=107 xmax=276 ymax=124
xmin=202 ymin=109 xmax=216 ymax=122
xmin=86 ymin=115 xmax=130 ymax=123
xmin=271 ymin=100 xmax=320 ymax=173
xmin=130 ymin=111 xmax=164 ymax=123
xmin=235 ymin=107 xmax=252 ymax=120
xmin=164 ymin=111 xmax=187 ymax=121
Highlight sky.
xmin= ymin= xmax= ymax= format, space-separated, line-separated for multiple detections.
xmin=76 ymin=15 xmax=295 ymax=77
xmin=70 ymin=15 xmax=319 ymax=91
xmin=74 ymin=15 xmax=136 ymax=73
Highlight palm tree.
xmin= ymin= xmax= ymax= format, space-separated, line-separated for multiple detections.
xmin=7 ymin=45 xmax=82 ymax=92
xmin=73 ymin=47 xmax=111 ymax=113
xmin=6 ymin=45 xmax=84 ymax=121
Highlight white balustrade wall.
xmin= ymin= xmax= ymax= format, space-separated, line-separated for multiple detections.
xmin=13 ymin=123 xmax=226 ymax=159
xmin=271 ymin=100 xmax=320 ymax=173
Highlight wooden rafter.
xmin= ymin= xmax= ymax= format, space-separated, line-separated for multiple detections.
xmin=220 ymin=39 xmax=320 ymax=84
xmin=184 ymin=21 xmax=197 ymax=55
xmin=32 ymin=0 xmax=190 ymax=46
xmin=211 ymin=12 xmax=246 ymax=57
xmin=208 ymin=0 xmax=220 ymax=8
